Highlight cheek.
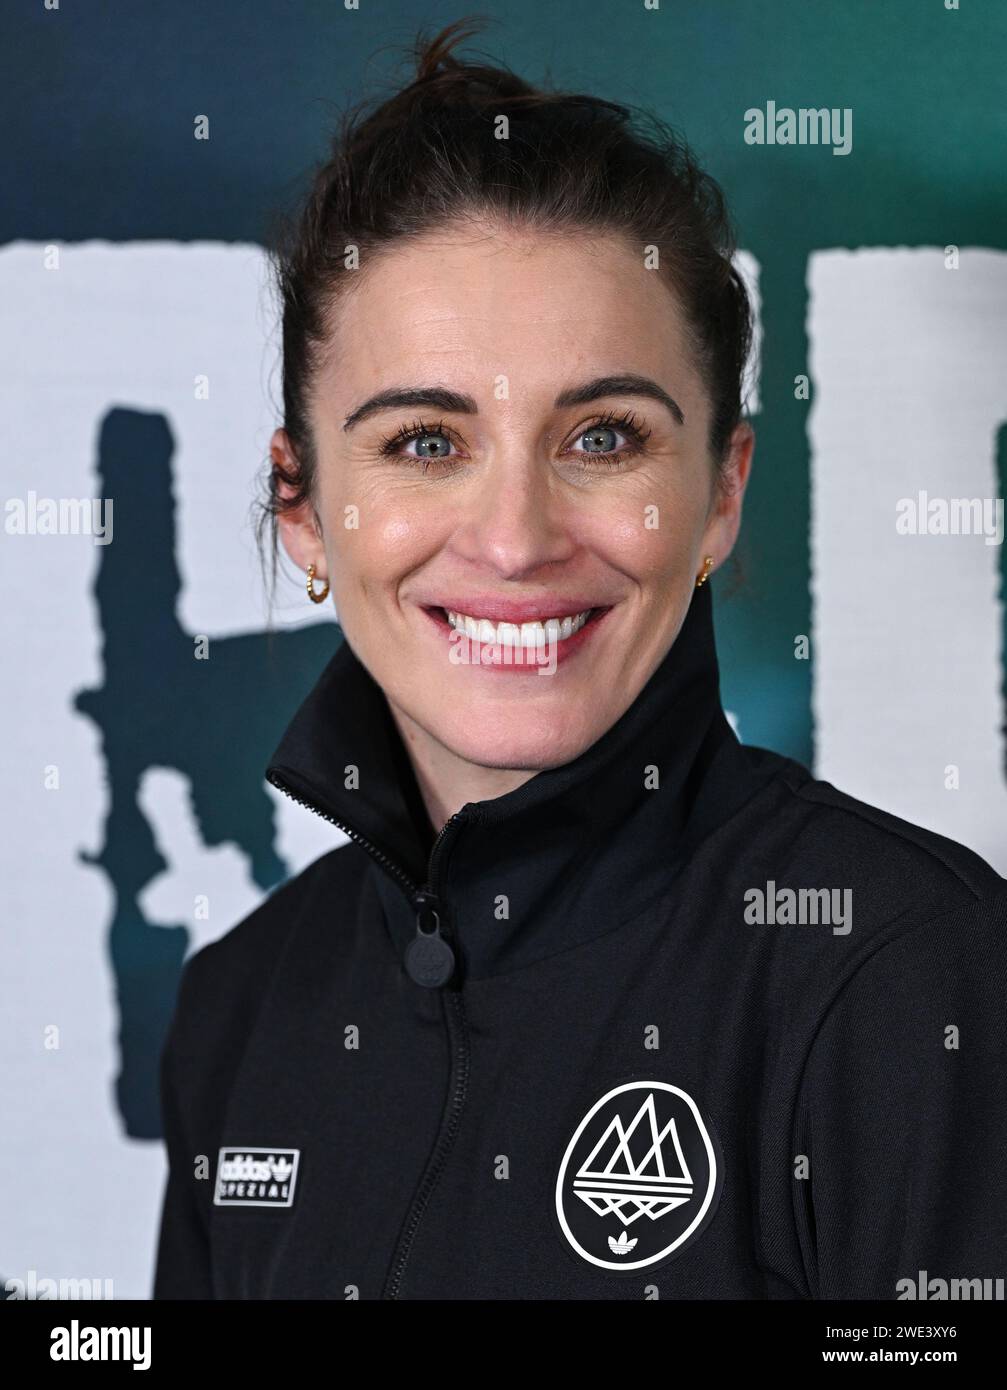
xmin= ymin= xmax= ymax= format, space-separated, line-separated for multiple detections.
xmin=338 ymin=464 xmax=451 ymax=549
xmin=581 ymin=491 xmax=703 ymax=583
xmin=375 ymin=514 xmax=416 ymax=553
xmin=330 ymin=508 xmax=437 ymax=593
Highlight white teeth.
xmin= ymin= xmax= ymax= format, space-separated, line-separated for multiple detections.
xmin=444 ymin=608 xmax=593 ymax=645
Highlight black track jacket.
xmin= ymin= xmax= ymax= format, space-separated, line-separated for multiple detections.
xmin=153 ymin=584 xmax=1007 ymax=1300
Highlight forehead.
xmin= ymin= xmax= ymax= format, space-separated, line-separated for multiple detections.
xmin=316 ymin=221 xmax=702 ymax=411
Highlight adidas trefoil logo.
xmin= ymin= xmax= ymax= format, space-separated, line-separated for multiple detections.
xmin=214 ymin=1146 xmax=301 ymax=1208
xmin=608 ymin=1232 xmax=639 ymax=1255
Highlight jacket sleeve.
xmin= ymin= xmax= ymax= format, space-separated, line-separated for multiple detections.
xmin=151 ymin=956 xmax=214 ymax=1300
xmin=794 ymin=890 xmax=1007 ymax=1299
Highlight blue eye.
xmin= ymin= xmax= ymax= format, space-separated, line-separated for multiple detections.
xmin=580 ymin=424 xmax=623 ymax=454
xmin=407 ymin=432 xmax=454 ymax=458
xmin=378 ymin=418 xmax=461 ymax=465
xmin=568 ymin=410 xmax=652 ymax=463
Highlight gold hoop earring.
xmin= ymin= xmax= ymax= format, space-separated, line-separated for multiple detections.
xmin=695 ymin=556 xmax=714 ymax=589
xmin=306 ymin=563 xmax=330 ymax=604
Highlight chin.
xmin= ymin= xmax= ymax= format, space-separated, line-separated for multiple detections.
xmin=430 ymin=705 xmax=601 ymax=773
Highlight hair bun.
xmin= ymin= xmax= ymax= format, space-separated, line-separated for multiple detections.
xmin=414 ymin=17 xmax=488 ymax=81
xmin=409 ymin=17 xmax=534 ymax=105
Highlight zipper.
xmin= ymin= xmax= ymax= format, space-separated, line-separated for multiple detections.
xmin=265 ymin=768 xmax=419 ymax=899
xmin=382 ymin=985 xmax=470 ymax=1299
xmin=384 ymin=805 xmax=472 ymax=1296
xmin=404 ymin=810 xmax=467 ymax=989
xmin=266 ymin=769 xmax=466 ymax=976
xmin=266 ymin=766 xmax=474 ymax=1299
xmin=427 ymin=806 xmax=467 ymax=889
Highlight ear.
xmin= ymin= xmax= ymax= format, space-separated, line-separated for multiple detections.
xmin=699 ymin=422 xmax=754 ymax=576
xmin=270 ymin=427 xmax=327 ymax=580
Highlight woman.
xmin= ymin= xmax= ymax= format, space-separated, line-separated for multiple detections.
xmin=153 ymin=20 xmax=1007 ymax=1300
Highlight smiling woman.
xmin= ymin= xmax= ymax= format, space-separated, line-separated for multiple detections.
xmin=260 ymin=20 xmax=754 ymax=803
xmin=269 ymin=218 xmax=752 ymax=789
xmin=152 ymin=17 xmax=1007 ymax=1302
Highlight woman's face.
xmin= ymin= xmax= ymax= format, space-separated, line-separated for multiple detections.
xmin=275 ymin=220 xmax=752 ymax=771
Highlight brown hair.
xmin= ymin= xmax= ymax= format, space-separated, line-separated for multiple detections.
xmin=257 ymin=16 xmax=753 ymax=585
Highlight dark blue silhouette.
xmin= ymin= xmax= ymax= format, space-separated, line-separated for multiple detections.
xmin=75 ymin=407 xmax=338 ymax=1138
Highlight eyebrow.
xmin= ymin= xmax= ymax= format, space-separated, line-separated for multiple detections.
xmin=341 ymin=373 xmax=685 ymax=431
xmin=554 ymin=375 xmax=685 ymax=427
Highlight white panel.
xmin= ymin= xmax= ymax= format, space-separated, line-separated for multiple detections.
xmin=0 ymin=243 xmax=341 ymax=1299
xmin=809 ymin=248 xmax=1007 ymax=874
xmin=735 ymin=249 xmax=762 ymax=416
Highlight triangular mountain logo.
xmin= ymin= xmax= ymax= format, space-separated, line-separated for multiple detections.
xmin=574 ymin=1092 xmax=693 ymax=1225
xmin=555 ymin=1080 xmax=721 ymax=1273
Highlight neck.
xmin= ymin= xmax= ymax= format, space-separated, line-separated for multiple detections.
xmin=265 ymin=582 xmax=752 ymax=979
xmin=387 ymin=699 xmax=537 ymax=831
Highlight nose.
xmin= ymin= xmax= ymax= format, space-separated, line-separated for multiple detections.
xmin=447 ymin=449 xmax=578 ymax=581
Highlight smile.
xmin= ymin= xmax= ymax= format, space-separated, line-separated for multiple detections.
xmin=420 ymin=602 xmax=611 ymax=672
xmin=445 ymin=608 xmax=593 ymax=648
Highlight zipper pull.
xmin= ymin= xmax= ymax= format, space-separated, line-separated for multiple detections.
xmin=404 ymin=889 xmax=456 ymax=988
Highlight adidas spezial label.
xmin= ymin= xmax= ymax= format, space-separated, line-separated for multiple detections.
xmin=554 ymin=1080 xmax=721 ymax=1273
xmin=213 ymin=1147 xmax=300 ymax=1208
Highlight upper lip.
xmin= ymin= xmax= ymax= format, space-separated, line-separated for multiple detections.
xmin=421 ymin=597 xmax=612 ymax=623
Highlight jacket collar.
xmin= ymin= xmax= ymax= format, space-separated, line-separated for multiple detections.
xmin=267 ymin=583 xmax=747 ymax=981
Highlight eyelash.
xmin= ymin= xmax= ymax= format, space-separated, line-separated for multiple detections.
xmin=375 ymin=410 xmax=653 ymax=470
